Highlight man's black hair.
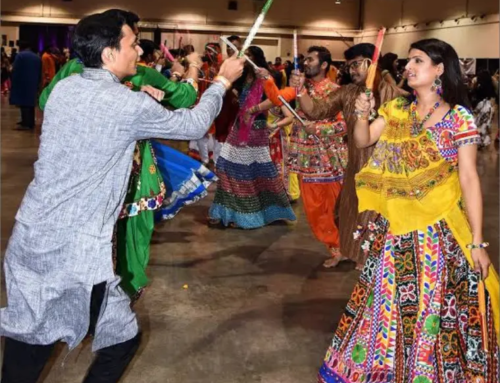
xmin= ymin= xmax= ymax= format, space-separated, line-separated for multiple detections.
xmin=101 ymin=9 xmax=140 ymax=30
xmin=344 ymin=43 xmax=375 ymax=60
xmin=307 ymin=46 xmax=331 ymax=72
xmin=73 ymin=12 xmax=127 ymax=68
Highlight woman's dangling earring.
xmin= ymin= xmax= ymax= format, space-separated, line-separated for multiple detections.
xmin=432 ymin=76 xmax=443 ymax=96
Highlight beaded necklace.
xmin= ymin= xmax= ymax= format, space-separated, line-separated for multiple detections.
xmin=410 ymin=99 xmax=441 ymax=137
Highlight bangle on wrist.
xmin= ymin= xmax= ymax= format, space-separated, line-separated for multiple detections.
xmin=214 ymin=75 xmax=231 ymax=90
xmin=466 ymin=242 xmax=489 ymax=250
xmin=355 ymin=110 xmax=370 ymax=121
xmin=189 ymin=63 xmax=201 ymax=69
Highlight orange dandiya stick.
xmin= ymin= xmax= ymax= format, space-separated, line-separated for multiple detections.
xmin=478 ymin=275 xmax=489 ymax=352
xmin=269 ymin=127 xmax=280 ymax=138
xmin=365 ymin=27 xmax=386 ymax=94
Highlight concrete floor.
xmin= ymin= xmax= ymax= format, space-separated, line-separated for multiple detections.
xmin=1 ymin=97 xmax=498 ymax=383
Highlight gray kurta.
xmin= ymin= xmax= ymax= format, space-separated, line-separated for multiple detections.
xmin=0 ymin=68 xmax=225 ymax=351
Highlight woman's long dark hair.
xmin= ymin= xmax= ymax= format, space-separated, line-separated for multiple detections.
xmin=379 ymin=52 xmax=398 ymax=81
xmin=233 ymin=45 xmax=269 ymax=93
xmin=409 ymin=39 xmax=471 ymax=110
xmin=473 ymin=70 xmax=497 ymax=107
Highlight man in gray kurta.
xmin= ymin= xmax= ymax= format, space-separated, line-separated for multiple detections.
xmin=0 ymin=11 xmax=243 ymax=383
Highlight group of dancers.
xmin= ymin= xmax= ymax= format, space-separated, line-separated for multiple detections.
xmin=0 ymin=6 xmax=499 ymax=383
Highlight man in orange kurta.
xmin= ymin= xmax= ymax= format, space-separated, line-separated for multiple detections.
xmin=41 ymin=48 xmax=57 ymax=88
xmin=289 ymin=46 xmax=348 ymax=268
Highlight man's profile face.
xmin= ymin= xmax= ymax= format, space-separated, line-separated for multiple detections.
xmin=346 ymin=55 xmax=371 ymax=85
xmin=107 ymin=24 xmax=143 ymax=79
xmin=304 ymin=51 xmax=323 ymax=78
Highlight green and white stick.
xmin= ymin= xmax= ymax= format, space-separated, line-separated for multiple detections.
xmin=238 ymin=0 xmax=274 ymax=58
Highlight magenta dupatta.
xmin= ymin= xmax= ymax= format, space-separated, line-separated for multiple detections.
xmin=236 ymin=79 xmax=264 ymax=144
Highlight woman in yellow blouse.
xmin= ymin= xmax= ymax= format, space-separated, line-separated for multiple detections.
xmin=319 ymin=38 xmax=499 ymax=383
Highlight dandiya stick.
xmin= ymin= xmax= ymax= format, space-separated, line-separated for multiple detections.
xmin=205 ymin=45 xmax=217 ymax=63
xmin=365 ymin=27 xmax=386 ymax=94
xmin=278 ymin=95 xmax=306 ymax=126
xmin=160 ymin=44 xmax=175 ymax=62
xmin=206 ymin=45 xmax=218 ymax=56
xmin=293 ymin=29 xmax=300 ymax=95
xmin=293 ymin=29 xmax=299 ymax=71
xmin=220 ymin=36 xmax=260 ymax=71
xmin=478 ymin=276 xmax=489 ymax=352
xmin=238 ymin=0 xmax=274 ymax=58
xmin=269 ymin=127 xmax=280 ymax=138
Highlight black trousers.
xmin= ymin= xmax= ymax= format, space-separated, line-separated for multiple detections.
xmin=1 ymin=283 xmax=141 ymax=383
xmin=19 ymin=106 xmax=35 ymax=129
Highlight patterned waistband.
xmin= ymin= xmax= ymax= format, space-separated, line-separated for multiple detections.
xmin=300 ymin=175 xmax=344 ymax=183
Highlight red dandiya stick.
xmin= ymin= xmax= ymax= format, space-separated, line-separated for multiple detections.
xmin=365 ymin=27 xmax=386 ymax=93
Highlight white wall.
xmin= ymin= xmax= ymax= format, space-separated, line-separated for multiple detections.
xmin=357 ymin=15 xmax=499 ymax=58
xmin=363 ymin=0 xmax=499 ymax=29
xmin=360 ymin=0 xmax=499 ymax=58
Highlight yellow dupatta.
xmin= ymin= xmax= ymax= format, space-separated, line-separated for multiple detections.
xmin=355 ymin=97 xmax=500 ymax=342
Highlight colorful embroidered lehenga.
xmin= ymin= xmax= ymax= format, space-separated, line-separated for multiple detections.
xmin=319 ymin=97 xmax=500 ymax=383
xmin=208 ymin=79 xmax=296 ymax=228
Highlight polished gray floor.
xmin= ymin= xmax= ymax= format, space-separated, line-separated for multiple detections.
xmin=1 ymin=97 xmax=498 ymax=383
